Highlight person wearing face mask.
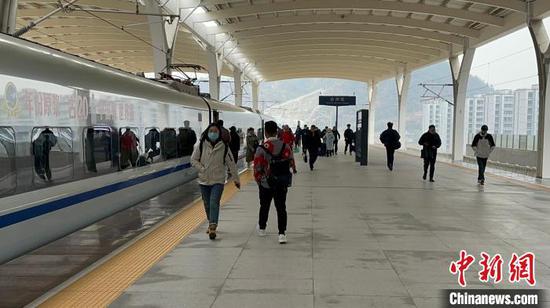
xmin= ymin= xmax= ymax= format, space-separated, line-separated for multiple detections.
xmin=471 ymin=125 xmax=495 ymax=185
xmin=418 ymin=125 xmax=442 ymax=182
xmin=191 ymin=123 xmax=240 ymax=240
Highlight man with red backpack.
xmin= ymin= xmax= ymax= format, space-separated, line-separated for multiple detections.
xmin=254 ymin=121 xmax=297 ymax=244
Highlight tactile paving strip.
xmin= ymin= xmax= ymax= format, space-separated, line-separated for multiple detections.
xmin=40 ymin=171 xmax=252 ymax=307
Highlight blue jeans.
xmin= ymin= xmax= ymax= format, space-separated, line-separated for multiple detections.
xmin=200 ymin=184 xmax=224 ymax=225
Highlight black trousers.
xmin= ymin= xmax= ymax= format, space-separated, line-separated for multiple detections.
xmin=423 ymin=155 xmax=437 ymax=179
xmin=477 ymin=157 xmax=488 ymax=181
xmin=307 ymin=148 xmax=318 ymax=169
xmin=34 ymin=151 xmax=52 ymax=180
xmin=231 ymin=150 xmax=239 ymax=163
xmin=258 ymin=185 xmax=288 ymax=234
xmin=344 ymin=140 xmax=352 ymax=154
xmin=334 ymin=141 xmax=338 ymax=154
xmin=386 ymin=147 xmax=395 ymax=168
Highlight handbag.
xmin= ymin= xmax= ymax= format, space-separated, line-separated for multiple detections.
xmin=394 ymin=141 xmax=401 ymax=150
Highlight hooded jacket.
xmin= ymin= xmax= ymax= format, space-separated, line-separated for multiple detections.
xmin=191 ymin=139 xmax=239 ymax=185
xmin=472 ymin=132 xmax=496 ymax=159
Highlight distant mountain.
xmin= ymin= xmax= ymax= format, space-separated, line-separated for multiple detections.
xmin=260 ymin=61 xmax=493 ymax=139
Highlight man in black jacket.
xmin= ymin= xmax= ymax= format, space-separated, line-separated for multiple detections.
xmin=332 ymin=126 xmax=341 ymax=155
xmin=379 ymin=122 xmax=400 ymax=171
xmin=344 ymin=124 xmax=354 ymax=155
xmin=418 ymin=125 xmax=442 ymax=182
xmin=229 ymin=126 xmax=241 ymax=162
xmin=307 ymin=125 xmax=322 ymax=170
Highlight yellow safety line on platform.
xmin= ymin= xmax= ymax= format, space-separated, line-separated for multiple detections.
xmin=40 ymin=171 xmax=253 ymax=308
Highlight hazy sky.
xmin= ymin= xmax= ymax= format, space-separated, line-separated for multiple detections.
xmin=469 ymin=27 xmax=538 ymax=91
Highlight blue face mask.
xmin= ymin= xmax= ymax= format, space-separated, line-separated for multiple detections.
xmin=208 ymin=132 xmax=219 ymax=142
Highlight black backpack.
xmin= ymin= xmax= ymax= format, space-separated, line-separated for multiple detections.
xmin=263 ymin=145 xmax=292 ymax=188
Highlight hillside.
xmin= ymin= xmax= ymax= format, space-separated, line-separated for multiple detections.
xmin=260 ymin=61 xmax=493 ymax=139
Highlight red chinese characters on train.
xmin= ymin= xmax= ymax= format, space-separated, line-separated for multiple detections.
xmin=93 ymin=100 xmax=135 ymax=121
xmin=20 ymin=89 xmax=61 ymax=118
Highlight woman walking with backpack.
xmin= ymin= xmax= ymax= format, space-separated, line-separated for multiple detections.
xmin=191 ymin=123 xmax=240 ymax=240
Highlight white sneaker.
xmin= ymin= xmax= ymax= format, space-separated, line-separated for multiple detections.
xmin=258 ymin=228 xmax=267 ymax=237
xmin=278 ymin=234 xmax=287 ymax=244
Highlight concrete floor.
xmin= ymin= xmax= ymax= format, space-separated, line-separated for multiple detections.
xmin=110 ymin=147 xmax=550 ymax=308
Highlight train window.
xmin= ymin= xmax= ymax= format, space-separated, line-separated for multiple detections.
xmin=31 ymin=127 xmax=73 ymax=182
xmin=176 ymin=121 xmax=198 ymax=158
xmin=84 ymin=127 xmax=114 ymax=173
xmin=144 ymin=127 xmax=161 ymax=163
xmin=160 ymin=128 xmax=177 ymax=160
xmin=0 ymin=127 xmax=16 ymax=195
xmin=119 ymin=127 xmax=139 ymax=169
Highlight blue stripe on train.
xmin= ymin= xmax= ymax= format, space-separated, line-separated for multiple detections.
xmin=0 ymin=163 xmax=192 ymax=229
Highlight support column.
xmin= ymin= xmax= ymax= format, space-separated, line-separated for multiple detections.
xmin=396 ymin=67 xmax=411 ymax=149
xmin=252 ymin=81 xmax=259 ymax=111
xmin=233 ymin=67 xmax=242 ymax=107
xmin=450 ymin=40 xmax=476 ymax=162
xmin=207 ymin=48 xmax=222 ymax=100
xmin=147 ymin=2 xmax=180 ymax=77
xmin=0 ymin=0 xmax=17 ymax=34
xmin=528 ymin=15 xmax=550 ymax=179
xmin=368 ymin=80 xmax=378 ymax=145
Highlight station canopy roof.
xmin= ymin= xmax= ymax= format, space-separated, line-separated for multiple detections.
xmin=15 ymin=0 xmax=550 ymax=83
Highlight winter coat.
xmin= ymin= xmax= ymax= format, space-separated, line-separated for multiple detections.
xmin=246 ymin=134 xmax=259 ymax=163
xmin=324 ymin=132 xmax=335 ymax=151
xmin=380 ymin=129 xmax=401 ymax=149
xmin=344 ymin=128 xmax=354 ymax=141
xmin=418 ymin=132 xmax=442 ymax=158
xmin=280 ymin=130 xmax=295 ymax=147
xmin=229 ymin=131 xmax=241 ymax=152
xmin=191 ymin=139 xmax=239 ymax=186
xmin=472 ymin=133 xmax=495 ymax=159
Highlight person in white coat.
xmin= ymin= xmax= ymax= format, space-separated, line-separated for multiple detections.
xmin=323 ymin=128 xmax=335 ymax=157
xmin=471 ymin=125 xmax=496 ymax=185
xmin=191 ymin=123 xmax=240 ymax=240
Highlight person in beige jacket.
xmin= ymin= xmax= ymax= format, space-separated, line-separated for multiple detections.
xmin=191 ymin=123 xmax=240 ymax=240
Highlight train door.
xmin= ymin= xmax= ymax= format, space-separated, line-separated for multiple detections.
xmin=0 ymin=127 xmax=16 ymax=196
xmin=31 ymin=127 xmax=74 ymax=184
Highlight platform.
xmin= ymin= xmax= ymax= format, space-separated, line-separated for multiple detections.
xmin=44 ymin=147 xmax=550 ymax=307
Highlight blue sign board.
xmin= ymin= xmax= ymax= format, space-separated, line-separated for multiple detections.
xmin=319 ymin=96 xmax=356 ymax=106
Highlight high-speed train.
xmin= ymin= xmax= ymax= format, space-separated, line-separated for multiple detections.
xmin=0 ymin=33 xmax=271 ymax=264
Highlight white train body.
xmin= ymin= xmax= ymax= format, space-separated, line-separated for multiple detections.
xmin=0 ymin=33 xmax=269 ymax=264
